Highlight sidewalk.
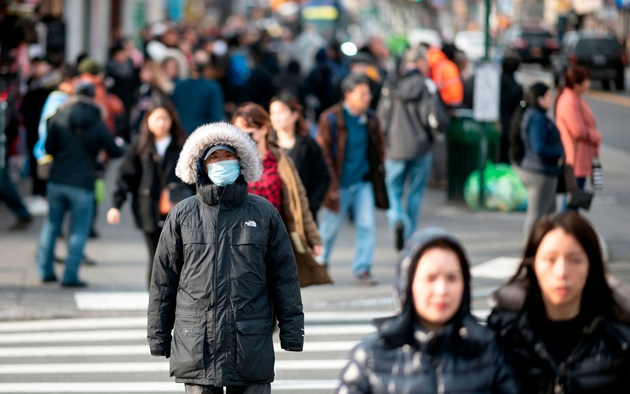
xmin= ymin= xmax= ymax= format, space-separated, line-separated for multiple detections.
xmin=1 ymin=144 xmax=629 ymax=321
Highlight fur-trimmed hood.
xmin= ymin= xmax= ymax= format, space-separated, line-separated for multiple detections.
xmin=175 ymin=122 xmax=262 ymax=185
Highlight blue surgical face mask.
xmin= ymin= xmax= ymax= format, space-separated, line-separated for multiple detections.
xmin=207 ymin=159 xmax=240 ymax=186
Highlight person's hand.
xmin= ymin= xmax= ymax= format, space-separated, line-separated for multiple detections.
xmin=311 ymin=245 xmax=323 ymax=257
xmin=106 ymin=208 xmax=121 ymax=225
xmin=150 ymin=348 xmax=170 ymax=358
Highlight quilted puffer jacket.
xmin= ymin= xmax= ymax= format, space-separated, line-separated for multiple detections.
xmin=337 ymin=228 xmax=519 ymax=394
xmin=488 ymin=276 xmax=630 ymax=394
xmin=147 ymin=123 xmax=304 ymax=386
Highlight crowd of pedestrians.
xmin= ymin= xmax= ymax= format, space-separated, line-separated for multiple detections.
xmin=1 ymin=15 xmax=625 ymax=394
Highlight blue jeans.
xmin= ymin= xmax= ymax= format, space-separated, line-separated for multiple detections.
xmin=319 ymin=181 xmax=375 ymax=276
xmin=0 ymin=172 xmax=32 ymax=220
xmin=385 ymin=153 xmax=433 ymax=240
xmin=36 ymin=182 xmax=94 ymax=283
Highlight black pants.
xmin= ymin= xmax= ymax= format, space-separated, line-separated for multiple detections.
xmin=143 ymin=230 xmax=162 ymax=287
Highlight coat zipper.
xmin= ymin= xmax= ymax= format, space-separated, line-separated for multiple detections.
xmin=212 ymin=191 xmax=223 ymax=383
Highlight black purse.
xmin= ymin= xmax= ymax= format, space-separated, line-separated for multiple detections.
xmin=562 ymin=165 xmax=593 ymax=210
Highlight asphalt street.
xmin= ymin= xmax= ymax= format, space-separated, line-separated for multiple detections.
xmin=0 ymin=66 xmax=629 ymax=393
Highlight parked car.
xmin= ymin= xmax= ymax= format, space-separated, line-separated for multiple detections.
xmin=551 ymin=31 xmax=627 ymax=90
xmin=455 ymin=31 xmax=487 ymax=62
xmin=503 ymin=26 xmax=559 ymax=67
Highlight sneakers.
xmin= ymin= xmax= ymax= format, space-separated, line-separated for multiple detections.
xmin=395 ymin=223 xmax=405 ymax=251
xmin=61 ymin=280 xmax=88 ymax=288
xmin=9 ymin=217 xmax=33 ymax=231
xmin=354 ymin=271 xmax=377 ymax=286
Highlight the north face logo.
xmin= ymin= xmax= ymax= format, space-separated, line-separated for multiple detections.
xmin=245 ymin=221 xmax=257 ymax=227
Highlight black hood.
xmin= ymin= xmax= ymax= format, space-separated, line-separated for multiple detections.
xmin=66 ymin=99 xmax=102 ymax=129
xmin=376 ymin=228 xmax=473 ymax=347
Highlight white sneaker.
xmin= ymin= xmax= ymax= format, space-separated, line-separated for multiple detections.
xmin=24 ymin=196 xmax=49 ymax=216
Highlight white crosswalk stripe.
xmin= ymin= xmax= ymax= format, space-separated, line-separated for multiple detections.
xmin=0 ymin=311 xmax=388 ymax=394
xmin=0 ymin=298 xmax=494 ymax=394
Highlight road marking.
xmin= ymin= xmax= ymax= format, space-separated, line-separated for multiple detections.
xmin=0 ymin=325 xmax=374 ymax=344
xmin=0 ymin=341 xmax=359 ymax=358
xmin=0 ymin=316 xmax=146 ymax=333
xmin=471 ymin=257 xmax=521 ymax=279
xmin=305 ymin=311 xmax=392 ymax=322
xmin=75 ymin=292 xmax=149 ymax=311
xmin=0 ymin=381 xmax=340 ymax=392
xmin=0 ymin=360 xmax=348 ymax=374
xmin=586 ymin=90 xmax=630 ymax=108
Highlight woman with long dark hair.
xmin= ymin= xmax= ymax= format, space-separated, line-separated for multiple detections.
xmin=337 ymin=228 xmax=518 ymax=393
xmin=509 ymin=82 xmax=564 ymax=241
xmin=555 ymin=66 xmax=602 ymax=209
xmin=488 ymin=212 xmax=630 ymax=393
xmin=269 ymin=93 xmax=330 ymax=222
xmin=231 ymin=102 xmax=332 ymax=287
xmin=107 ymin=97 xmax=191 ymax=286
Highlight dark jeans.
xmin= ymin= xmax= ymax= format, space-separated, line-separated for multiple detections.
xmin=143 ymin=230 xmax=162 ymax=287
xmin=0 ymin=172 xmax=31 ymax=220
xmin=36 ymin=182 xmax=94 ymax=283
xmin=184 ymin=384 xmax=271 ymax=394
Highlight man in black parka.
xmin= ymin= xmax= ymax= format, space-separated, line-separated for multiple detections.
xmin=147 ymin=122 xmax=304 ymax=394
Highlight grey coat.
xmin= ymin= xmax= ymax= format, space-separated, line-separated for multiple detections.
xmin=147 ymin=123 xmax=304 ymax=386
xmin=377 ymin=71 xmax=433 ymax=161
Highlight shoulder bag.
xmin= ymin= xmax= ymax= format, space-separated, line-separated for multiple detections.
xmin=154 ymin=153 xmax=193 ymax=215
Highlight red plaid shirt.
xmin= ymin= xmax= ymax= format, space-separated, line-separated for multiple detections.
xmin=248 ymin=149 xmax=282 ymax=211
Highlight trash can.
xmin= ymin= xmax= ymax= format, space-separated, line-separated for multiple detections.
xmin=446 ymin=109 xmax=500 ymax=200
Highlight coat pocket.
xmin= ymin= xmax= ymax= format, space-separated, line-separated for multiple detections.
xmin=170 ymin=318 xmax=205 ymax=379
xmin=235 ymin=319 xmax=274 ymax=381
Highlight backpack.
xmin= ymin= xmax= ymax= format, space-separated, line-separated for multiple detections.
xmin=420 ymin=78 xmax=451 ymax=137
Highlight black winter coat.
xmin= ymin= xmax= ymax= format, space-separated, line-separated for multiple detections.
xmin=147 ymin=178 xmax=304 ymax=386
xmin=112 ymin=139 xmax=190 ymax=233
xmin=285 ymin=135 xmax=330 ymax=218
xmin=338 ymin=315 xmax=518 ymax=394
xmin=488 ymin=281 xmax=630 ymax=394
xmin=46 ymin=98 xmax=124 ymax=190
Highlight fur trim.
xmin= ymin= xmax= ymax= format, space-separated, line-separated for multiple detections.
xmin=176 ymin=122 xmax=262 ymax=184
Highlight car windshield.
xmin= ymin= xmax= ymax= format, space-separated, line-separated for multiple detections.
xmin=576 ymin=38 xmax=622 ymax=55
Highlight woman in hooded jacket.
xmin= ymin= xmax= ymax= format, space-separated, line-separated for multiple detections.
xmin=106 ymin=97 xmax=191 ymax=286
xmin=337 ymin=228 xmax=519 ymax=394
xmin=488 ymin=212 xmax=630 ymax=393
xmin=231 ymin=102 xmax=332 ymax=288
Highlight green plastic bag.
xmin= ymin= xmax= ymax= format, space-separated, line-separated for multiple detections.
xmin=464 ymin=162 xmax=527 ymax=212
xmin=94 ymin=178 xmax=106 ymax=206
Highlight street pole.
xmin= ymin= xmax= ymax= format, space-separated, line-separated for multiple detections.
xmin=478 ymin=0 xmax=492 ymax=211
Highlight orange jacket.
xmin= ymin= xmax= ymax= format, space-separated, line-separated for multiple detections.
xmin=427 ymin=48 xmax=463 ymax=106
